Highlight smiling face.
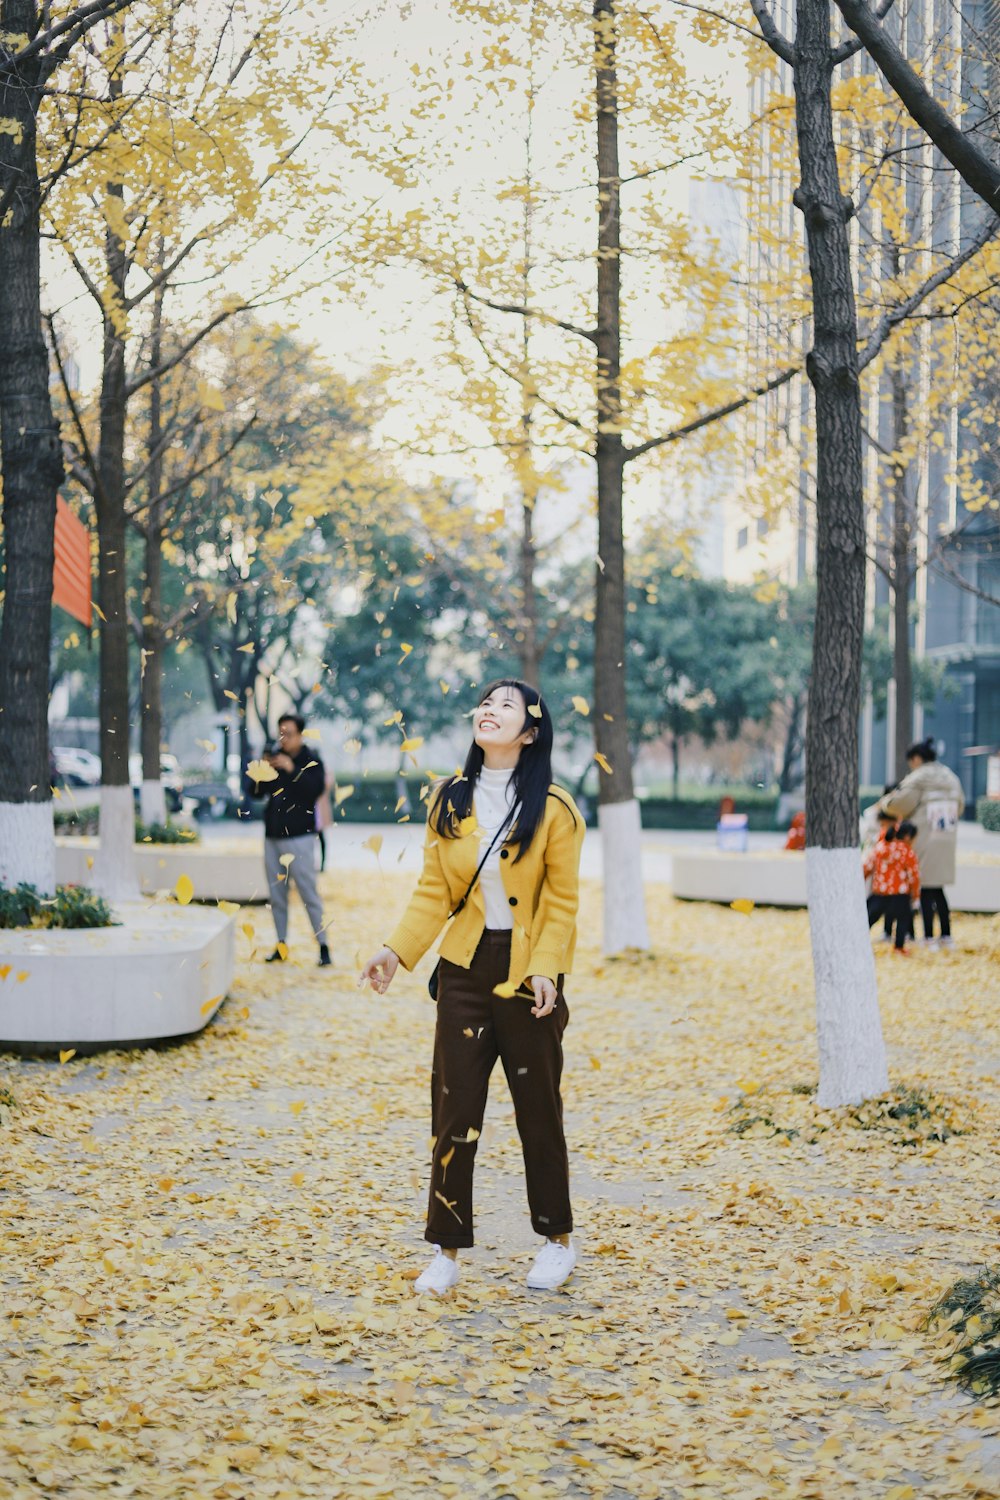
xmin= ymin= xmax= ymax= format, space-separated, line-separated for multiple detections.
xmin=473 ymin=685 xmax=536 ymax=766
xmin=277 ymin=718 xmax=304 ymax=757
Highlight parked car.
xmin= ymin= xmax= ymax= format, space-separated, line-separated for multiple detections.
xmin=52 ymin=746 xmax=101 ymax=787
xmin=183 ymin=780 xmax=255 ymax=822
xmin=129 ymin=753 xmax=184 ymax=814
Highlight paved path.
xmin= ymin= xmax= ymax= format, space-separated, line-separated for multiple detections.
xmin=3 ymin=872 xmax=1000 ymax=1496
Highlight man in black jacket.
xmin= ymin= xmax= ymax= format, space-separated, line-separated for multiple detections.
xmin=245 ymin=714 xmax=331 ymax=966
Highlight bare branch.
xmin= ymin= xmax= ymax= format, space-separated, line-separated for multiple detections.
xmin=831 ymin=0 xmax=897 ymax=67
xmin=831 ymin=0 xmax=1000 ymax=211
xmin=125 ymin=307 xmax=237 ymax=397
xmin=624 ymin=365 xmax=800 ymax=463
xmin=858 ymin=215 xmax=1000 ymax=369
xmin=747 ymin=0 xmax=797 ymax=67
xmin=455 ymin=276 xmax=597 ymax=344
xmin=126 ymin=413 xmax=257 ymax=521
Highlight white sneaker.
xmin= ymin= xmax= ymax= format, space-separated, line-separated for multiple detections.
xmin=939 ymin=936 xmax=955 ymax=951
xmin=414 ymin=1247 xmax=459 ymax=1295
xmin=526 ymin=1238 xmax=576 ymax=1290
xmin=923 ymin=938 xmax=940 ymax=953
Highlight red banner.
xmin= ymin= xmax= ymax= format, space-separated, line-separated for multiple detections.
xmin=53 ymin=496 xmax=92 ymax=627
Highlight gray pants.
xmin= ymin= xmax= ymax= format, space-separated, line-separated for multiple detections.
xmin=264 ymin=835 xmax=326 ymax=946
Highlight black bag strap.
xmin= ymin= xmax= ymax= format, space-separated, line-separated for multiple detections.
xmin=449 ymin=802 xmax=517 ymax=919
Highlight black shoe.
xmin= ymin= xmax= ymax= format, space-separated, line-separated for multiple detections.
xmin=266 ymin=948 xmax=286 ymax=963
xmin=318 ymin=944 xmax=332 ymax=968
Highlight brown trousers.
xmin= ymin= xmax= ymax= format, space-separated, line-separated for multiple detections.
xmin=425 ymin=930 xmax=573 ymax=1249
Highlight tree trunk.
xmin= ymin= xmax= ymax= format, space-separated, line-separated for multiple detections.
xmin=92 ymin=95 xmax=138 ymax=898
xmin=519 ymin=496 xmax=541 ymax=687
xmin=140 ymin=277 xmax=168 ymax=826
xmin=890 ymin=368 xmax=913 ymax=781
xmin=795 ymin=0 xmax=887 ymax=1105
xmin=592 ymin=0 xmax=650 ymax=953
xmin=0 ymin=2 xmax=61 ymax=894
xmin=779 ymin=692 xmax=806 ymax=794
xmin=672 ymin=733 xmax=681 ymax=799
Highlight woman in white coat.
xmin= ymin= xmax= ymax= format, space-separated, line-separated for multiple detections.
xmin=880 ymin=737 xmax=965 ymax=947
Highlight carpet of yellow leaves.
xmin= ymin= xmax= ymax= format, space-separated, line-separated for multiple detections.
xmin=2 ymin=873 xmax=1000 ymax=1498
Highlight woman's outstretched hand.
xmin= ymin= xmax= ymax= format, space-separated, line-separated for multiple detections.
xmin=359 ymin=947 xmax=399 ymax=994
xmin=529 ymin=975 xmax=557 ymax=1018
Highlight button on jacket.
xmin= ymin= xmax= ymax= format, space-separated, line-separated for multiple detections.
xmin=387 ymin=785 xmax=584 ymax=989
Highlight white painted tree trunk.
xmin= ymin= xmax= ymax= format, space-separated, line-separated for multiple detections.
xmin=806 ymin=847 xmax=889 ymax=1107
xmin=91 ymin=784 xmax=139 ymax=900
xmin=598 ymin=798 xmax=650 ymax=954
xmin=139 ymin=779 xmax=167 ymax=825
xmin=0 ymin=802 xmax=56 ymax=895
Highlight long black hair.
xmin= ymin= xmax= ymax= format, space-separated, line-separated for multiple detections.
xmin=430 ymin=678 xmax=559 ymax=861
xmin=906 ymin=736 xmax=937 ymax=764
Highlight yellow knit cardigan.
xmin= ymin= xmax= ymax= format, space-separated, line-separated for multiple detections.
xmin=386 ymin=785 xmax=584 ymax=990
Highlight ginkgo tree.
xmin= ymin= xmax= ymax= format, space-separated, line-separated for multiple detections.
xmin=41 ymin=0 xmax=375 ymax=895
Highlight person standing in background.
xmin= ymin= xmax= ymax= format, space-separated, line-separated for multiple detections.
xmin=245 ymin=713 xmax=331 ymax=967
xmin=880 ymin=738 xmax=965 ymax=950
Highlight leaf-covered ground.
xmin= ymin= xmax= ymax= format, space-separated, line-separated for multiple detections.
xmin=3 ymin=873 xmax=1000 ymax=1498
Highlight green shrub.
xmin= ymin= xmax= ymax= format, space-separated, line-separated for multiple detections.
xmin=0 ymin=883 xmax=115 ymax=930
xmin=978 ymin=798 xmax=1000 ymax=833
xmin=136 ymin=819 xmax=199 ymax=845
xmin=55 ymin=808 xmax=199 ymax=844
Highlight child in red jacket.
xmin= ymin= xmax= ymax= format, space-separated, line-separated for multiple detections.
xmin=864 ymin=821 xmax=920 ymax=953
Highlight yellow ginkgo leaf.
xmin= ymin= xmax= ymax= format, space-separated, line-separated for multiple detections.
xmin=571 ymin=695 xmax=590 ymax=716
xmin=241 ymin=922 xmax=254 ymax=940
xmin=362 ymin=834 xmax=383 ymax=856
xmin=175 ymin=875 xmax=194 ymax=906
xmin=730 ymin=898 xmax=755 ymax=916
xmin=276 ymin=942 xmax=288 ymax=961
xmin=594 ymin=752 xmax=613 ymax=775
xmin=223 ymin=689 xmax=239 ymax=702
xmin=218 ymin=900 xmax=239 ymax=916
xmin=279 ymin=852 xmax=295 ymax=868
xmin=527 ymin=704 xmax=542 ymax=718
xmin=400 ymin=737 xmax=424 ymax=753
xmin=0 ymin=965 xmax=10 ymax=981
xmin=399 ymin=642 xmax=413 ymax=655
xmin=289 ymin=1100 xmax=306 ymax=1116
xmin=16 ymin=971 xmax=28 ymax=983
xmin=247 ymin=759 xmax=278 ymax=782
xmin=334 ymin=784 xmax=355 ymax=805
xmin=59 ymin=1049 xmax=76 ymax=1065
xmin=200 ymin=995 xmax=222 ymax=1017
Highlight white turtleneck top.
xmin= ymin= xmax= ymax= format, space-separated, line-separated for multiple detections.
xmin=473 ymin=765 xmax=517 ymax=930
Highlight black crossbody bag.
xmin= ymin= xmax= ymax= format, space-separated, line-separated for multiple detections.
xmin=427 ymin=803 xmax=517 ymax=1001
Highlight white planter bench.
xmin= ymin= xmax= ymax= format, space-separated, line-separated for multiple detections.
xmin=671 ymin=849 xmax=1000 ymax=914
xmin=0 ymin=901 xmax=235 ymax=1054
xmin=55 ymin=837 xmax=269 ymax=904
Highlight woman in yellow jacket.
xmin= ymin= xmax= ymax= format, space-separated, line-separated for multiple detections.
xmin=360 ymin=678 xmax=584 ymax=1295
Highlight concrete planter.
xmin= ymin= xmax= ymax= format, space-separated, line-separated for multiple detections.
xmin=671 ymin=849 xmax=1000 ymax=914
xmin=55 ymin=836 xmax=269 ymax=904
xmin=0 ymin=901 xmax=235 ymax=1055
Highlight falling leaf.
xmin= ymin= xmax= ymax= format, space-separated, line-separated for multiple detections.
xmin=594 ymin=752 xmax=613 ymax=775
xmin=571 ymin=695 xmax=590 ymax=716
xmin=218 ymin=900 xmax=239 ymax=916
xmin=175 ymin=874 xmax=194 ymax=906
xmin=335 ymin=784 xmax=355 ymax=805
xmin=0 ymin=965 xmax=10 ymax=981
xmin=362 ymin=834 xmax=383 ymax=857
xmin=16 ymin=971 xmax=29 ymax=982
xmin=399 ymin=642 xmax=413 ymax=655
xmin=383 ymin=711 xmax=403 ymax=726
xmin=157 ymin=1178 xmax=174 ymax=1192
xmin=59 ymin=1049 xmax=76 ymax=1065
xmin=735 ymin=1077 xmax=762 ymax=1095
xmin=279 ymin=852 xmax=295 ymax=868
xmin=200 ymin=995 xmax=222 ymax=1017
xmin=237 ymin=642 xmax=255 ymax=654
xmin=226 ymin=592 xmax=237 ymax=624
xmin=462 ymin=1127 xmax=480 ymax=1142
xmin=439 ymin=680 xmax=450 ymax=694
xmin=462 ymin=1027 xmax=474 ymax=1037
xmin=291 ymin=1171 xmax=305 ymax=1187
xmin=223 ymin=689 xmax=239 ymax=702
xmin=730 ymin=898 xmax=755 ymax=915
xmin=241 ymin=922 xmax=254 ymax=940
xmin=276 ymin=942 xmax=288 ymax=961
xmin=400 ymin=737 xmax=424 ymax=753
xmin=590 ymin=1056 xmax=602 ymax=1070
xmin=238 ymin=1006 xmax=250 ymax=1021
xmin=290 ymin=1101 xmax=306 ymax=1116
xmin=527 ymin=703 xmax=542 ymax=718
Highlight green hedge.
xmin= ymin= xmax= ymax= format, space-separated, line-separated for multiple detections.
xmin=978 ymin=798 xmax=1000 ymax=833
xmin=330 ymin=773 xmax=783 ymax=829
xmin=54 ymin=807 xmax=199 ymax=844
xmin=0 ymin=883 xmax=115 ymax=930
